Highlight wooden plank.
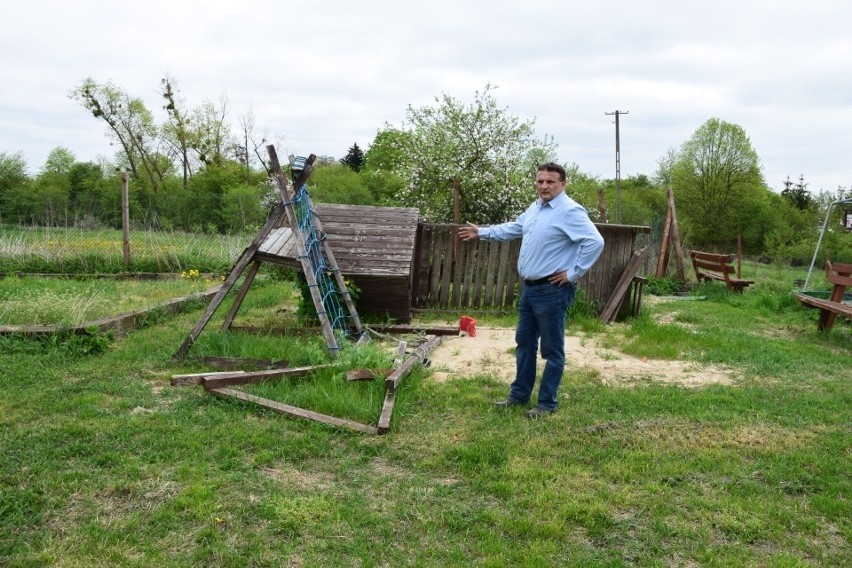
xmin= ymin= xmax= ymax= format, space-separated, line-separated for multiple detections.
xmin=796 ymin=294 xmax=852 ymax=316
xmin=655 ymin=206 xmax=672 ymax=278
xmin=260 ymin=227 xmax=291 ymax=255
xmin=451 ymin=232 xmax=466 ymax=309
xmin=171 ymin=371 xmax=245 ymax=387
xmin=667 ymin=188 xmax=686 ymax=279
xmin=438 ymin=229 xmax=453 ymax=306
xmin=428 ymin=227 xmax=444 ymax=306
xmin=208 ymin=387 xmax=379 ymax=435
xmin=795 ymin=293 xmax=852 ymax=332
xmin=495 ymin=240 xmax=512 ymax=307
xmin=460 ymin=239 xmax=476 ymax=307
xmin=367 ymin=324 xmax=460 ymax=335
xmin=385 ymin=335 xmax=444 ymax=392
xmin=202 ymin=356 xmax=290 ymax=370
xmin=600 ymin=246 xmax=649 ymax=323
xmin=201 ymin=365 xmax=326 ymax=389
xmin=483 ymin=240 xmax=500 ymax=307
xmin=377 ymin=387 xmax=396 ymax=435
xmin=826 ymin=261 xmax=852 ymax=288
xmin=504 ymin=240 xmax=521 ymax=306
xmin=472 ymin=239 xmax=488 ymax=308
xmin=411 ymin=223 xmax=428 ymax=307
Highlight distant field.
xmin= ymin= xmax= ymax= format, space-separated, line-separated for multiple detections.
xmin=0 ymin=225 xmax=249 ymax=274
xmin=0 ymin=275 xmax=222 ymax=327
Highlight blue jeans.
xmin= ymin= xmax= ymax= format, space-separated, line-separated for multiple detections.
xmin=508 ymin=281 xmax=576 ymax=410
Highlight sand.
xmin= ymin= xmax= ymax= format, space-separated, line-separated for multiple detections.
xmin=426 ymin=326 xmax=735 ymax=387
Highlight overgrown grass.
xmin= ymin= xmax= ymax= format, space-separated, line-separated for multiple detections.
xmin=0 ymin=225 xmax=246 ymax=273
xmin=0 ymin=275 xmax=222 ymax=326
xmin=0 ymin=250 xmax=849 ymax=566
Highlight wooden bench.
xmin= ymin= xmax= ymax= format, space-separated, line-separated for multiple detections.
xmin=795 ymin=261 xmax=852 ymax=331
xmin=689 ymin=250 xmax=754 ymax=293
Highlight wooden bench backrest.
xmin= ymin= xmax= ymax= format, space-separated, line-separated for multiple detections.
xmin=826 ymin=261 xmax=852 ymax=288
xmin=689 ymin=250 xmax=736 ymax=276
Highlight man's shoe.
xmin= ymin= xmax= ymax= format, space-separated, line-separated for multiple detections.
xmin=525 ymin=406 xmax=556 ymax=419
xmin=494 ymin=399 xmax=526 ymax=408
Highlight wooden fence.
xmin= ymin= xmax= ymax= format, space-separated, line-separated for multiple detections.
xmin=411 ymin=223 xmax=650 ymax=312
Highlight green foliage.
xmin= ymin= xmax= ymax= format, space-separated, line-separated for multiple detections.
xmin=0 ymin=326 xmax=113 ymax=357
xmin=295 ymin=272 xmax=361 ymax=324
xmin=644 ymin=276 xmax=688 ymax=296
xmin=0 ymin=264 xmax=849 ymax=565
xmin=340 ymin=142 xmax=365 ymax=172
xmin=307 ymin=163 xmax=373 ymax=205
xmin=781 ymin=174 xmax=813 ymax=210
xmin=389 ymin=83 xmax=557 ymax=223
xmin=670 ymin=118 xmax=770 ymax=252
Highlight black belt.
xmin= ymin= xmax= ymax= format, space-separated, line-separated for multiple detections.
xmin=523 ymin=277 xmax=551 ymax=286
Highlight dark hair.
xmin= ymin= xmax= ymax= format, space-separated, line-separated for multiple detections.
xmin=537 ymin=162 xmax=566 ymax=182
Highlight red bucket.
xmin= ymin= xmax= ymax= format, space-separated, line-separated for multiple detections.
xmin=459 ymin=316 xmax=477 ymax=337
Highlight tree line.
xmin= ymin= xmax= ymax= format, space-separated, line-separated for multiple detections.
xmin=0 ymin=77 xmax=849 ymax=263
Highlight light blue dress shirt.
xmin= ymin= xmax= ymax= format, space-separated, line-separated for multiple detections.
xmin=477 ymin=192 xmax=604 ymax=282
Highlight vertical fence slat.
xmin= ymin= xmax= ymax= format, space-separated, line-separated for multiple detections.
xmin=504 ymin=240 xmax=520 ymax=306
xmin=494 ymin=241 xmax=511 ymax=306
xmin=411 ymin=223 xmax=648 ymax=314
xmin=451 ymin=235 xmax=466 ymax=308
xmin=483 ymin=243 xmax=500 ymax=307
xmin=461 ymin=239 xmax=476 ymax=307
xmin=437 ymin=230 xmax=453 ymax=306
xmin=427 ymin=227 xmax=443 ymax=306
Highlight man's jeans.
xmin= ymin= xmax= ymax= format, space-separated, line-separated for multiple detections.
xmin=509 ymin=281 xmax=577 ymax=410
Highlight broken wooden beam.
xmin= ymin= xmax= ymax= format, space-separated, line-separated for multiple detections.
xmin=171 ymin=370 xmax=244 ymax=387
xmin=368 ymin=324 xmax=460 ymax=336
xmin=385 ymin=335 xmax=444 ymax=393
xmin=202 ymin=356 xmax=290 ymax=370
xmin=377 ymin=388 xmax=396 ymax=435
xmin=201 ymin=365 xmax=327 ymax=389
xmin=208 ymin=387 xmax=379 ymax=435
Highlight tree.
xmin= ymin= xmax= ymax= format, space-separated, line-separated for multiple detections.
xmin=308 ymin=163 xmax=373 ymax=205
xmin=0 ymin=151 xmax=30 ymax=224
xmin=364 ymin=129 xmax=411 ymax=173
xmin=71 ymin=78 xmax=167 ymax=192
xmin=781 ymin=174 xmax=812 ymax=210
xmin=340 ymin=143 xmax=365 ymax=172
xmin=390 ymin=84 xmax=557 ymax=224
xmin=669 ymin=118 xmax=767 ymax=250
xmin=161 ymin=76 xmax=233 ymax=188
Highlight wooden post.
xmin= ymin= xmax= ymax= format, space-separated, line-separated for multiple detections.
xmin=655 ymin=205 xmax=672 ymax=278
xmin=736 ymin=235 xmax=743 ymax=278
xmin=121 ymin=172 xmax=131 ymax=269
xmin=667 ymin=188 xmax=686 ymax=280
xmin=597 ymin=188 xmax=608 ymax=223
xmin=452 ymin=178 xmax=461 ymax=225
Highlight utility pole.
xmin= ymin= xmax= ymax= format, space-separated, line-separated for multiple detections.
xmin=605 ymin=110 xmax=628 ymax=224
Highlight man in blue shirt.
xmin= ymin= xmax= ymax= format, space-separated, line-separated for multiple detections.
xmin=458 ymin=162 xmax=604 ymax=418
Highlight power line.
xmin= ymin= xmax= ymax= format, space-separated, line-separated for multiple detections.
xmin=605 ymin=110 xmax=629 ymax=224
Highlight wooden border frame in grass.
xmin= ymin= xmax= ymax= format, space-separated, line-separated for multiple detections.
xmin=171 ymin=333 xmax=444 ymax=435
xmin=0 ymin=286 xmax=221 ymax=339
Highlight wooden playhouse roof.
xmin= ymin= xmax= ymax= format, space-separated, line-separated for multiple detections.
xmin=255 ymin=203 xmax=420 ymax=277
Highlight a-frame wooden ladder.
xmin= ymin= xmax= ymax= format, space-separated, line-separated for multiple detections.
xmin=173 ymin=145 xmax=365 ymax=360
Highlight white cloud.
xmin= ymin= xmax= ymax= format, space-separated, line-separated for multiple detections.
xmin=1 ymin=0 xmax=850 ymax=192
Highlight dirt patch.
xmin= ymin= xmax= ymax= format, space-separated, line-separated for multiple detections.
xmin=427 ymin=327 xmax=735 ymax=387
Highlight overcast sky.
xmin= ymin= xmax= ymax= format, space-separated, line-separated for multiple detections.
xmin=2 ymin=0 xmax=850 ymax=193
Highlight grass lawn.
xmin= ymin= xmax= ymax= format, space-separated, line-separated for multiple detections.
xmin=0 ymin=264 xmax=849 ymax=566
xmin=0 ymin=275 xmax=222 ymax=327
